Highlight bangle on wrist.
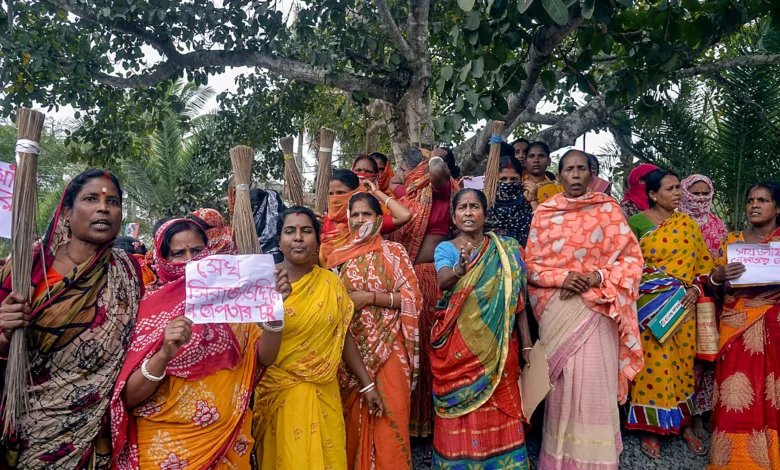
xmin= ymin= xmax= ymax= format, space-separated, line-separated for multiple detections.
xmin=359 ymin=382 xmax=376 ymax=394
xmin=141 ymin=359 xmax=166 ymax=382
xmin=522 ymin=347 xmax=533 ymax=352
xmin=710 ymin=274 xmax=723 ymax=286
xmin=385 ymin=196 xmax=394 ymax=206
xmin=259 ymin=320 xmax=285 ymax=333
xmin=389 ymin=292 xmax=394 ymax=308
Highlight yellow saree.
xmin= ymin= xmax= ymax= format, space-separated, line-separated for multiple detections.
xmin=626 ymin=211 xmax=714 ymax=435
xmin=253 ymin=266 xmax=354 ymax=469
xmin=133 ymin=323 xmax=261 ymax=469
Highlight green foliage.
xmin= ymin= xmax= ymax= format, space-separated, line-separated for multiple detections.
xmin=620 ymin=23 xmax=780 ymax=230
xmin=119 ymin=81 xmax=230 ymax=220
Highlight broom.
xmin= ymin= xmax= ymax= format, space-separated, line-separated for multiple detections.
xmin=3 ymin=108 xmax=45 ymax=438
xmin=229 ymin=146 xmax=261 ymax=255
xmin=314 ymin=127 xmax=336 ymax=214
xmin=483 ymin=121 xmax=505 ymax=207
xmin=280 ymin=137 xmax=304 ymax=206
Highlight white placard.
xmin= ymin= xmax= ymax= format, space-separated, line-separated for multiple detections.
xmin=727 ymin=242 xmax=780 ymax=286
xmin=463 ymin=176 xmax=485 ymax=190
xmin=0 ymin=162 xmax=15 ymax=239
xmin=185 ymin=254 xmax=283 ymax=323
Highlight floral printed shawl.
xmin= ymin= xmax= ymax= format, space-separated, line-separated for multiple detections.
xmin=525 ymin=192 xmax=644 ymax=403
xmin=110 ymin=218 xmax=242 ymax=469
xmin=334 ymin=222 xmax=422 ymax=392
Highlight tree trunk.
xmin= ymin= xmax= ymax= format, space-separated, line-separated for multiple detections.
xmin=380 ymin=101 xmax=412 ymax=162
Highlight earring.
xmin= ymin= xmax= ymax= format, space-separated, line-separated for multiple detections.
xmin=64 ymin=219 xmax=70 ymax=227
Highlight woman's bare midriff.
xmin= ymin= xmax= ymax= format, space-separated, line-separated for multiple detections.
xmin=414 ymin=234 xmax=449 ymax=265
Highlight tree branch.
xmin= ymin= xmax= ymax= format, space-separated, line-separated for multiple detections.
xmin=53 ymin=0 xmax=406 ymax=103
xmin=677 ymin=54 xmax=780 ymax=78
xmin=504 ymin=82 xmax=549 ymax=135
xmin=50 ymin=0 xmax=179 ymax=58
xmin=530 ymin=96 xmax=622 ymax=150
xmin=92 ymin=50 xmax=404 ymax=103
xmin=523 ymin=113 xmax=564 ymax=126
xmin=504 ymin=14 xmax=584 ymax=127
xmin=374 ymin=0 xmax=415 ymax=61
xmin=465 ymin=14 xmax=585 ymax=162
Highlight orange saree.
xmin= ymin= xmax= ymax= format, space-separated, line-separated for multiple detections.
xmin=331 ymin=221 xmax=422 ymax=469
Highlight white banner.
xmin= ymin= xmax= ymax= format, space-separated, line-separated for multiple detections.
xmin=727 ymin=242 xmax=780 ymax=286
xmin=185 ymin=254 xmax=283 ymax=323
xmin=0 ymin=162 xmax=15 ymax=239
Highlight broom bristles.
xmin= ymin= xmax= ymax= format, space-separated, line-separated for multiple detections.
xmin=483 ymin=121 xmax=505 ymax=207
xmin=229 ymin=145 xmax=261 ymax=255
xmin=314 ymin=127 xmax=336 ymax=214
xmin=3 ymin=108 xmax=45 ymax=439
xmin=280 ymin=137 xmax=304 ymax=206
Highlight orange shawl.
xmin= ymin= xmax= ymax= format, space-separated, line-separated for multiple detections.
xmin=525 ymin=192 xmax=644 ymax=402
xmin=319 ymin=188 xmax=360 ymax=266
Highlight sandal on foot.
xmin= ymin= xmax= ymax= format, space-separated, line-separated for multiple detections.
xmin=683 ymin=434 xmax=708 ymax=456
xmin=641 ymin=437 xmax=661 ymax=460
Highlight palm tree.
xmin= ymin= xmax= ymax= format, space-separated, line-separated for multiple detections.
xmin=602 ymin=22 xmax=780 ymax=229
xmin=119 ymin=81 xmax=221 ymax=223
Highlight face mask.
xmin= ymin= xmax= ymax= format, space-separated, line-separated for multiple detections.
xmin=496 ymin=181 xmax=523 ymax=201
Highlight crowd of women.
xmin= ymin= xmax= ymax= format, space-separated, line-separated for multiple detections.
xmin=0 ymin=139 xmax=776 ymax=470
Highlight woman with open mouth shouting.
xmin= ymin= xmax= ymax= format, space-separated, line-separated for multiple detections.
xmin=0 ymin=169 xmax=143 ymax=469
xmin=431 ymin=188 xmax=532 ymax=469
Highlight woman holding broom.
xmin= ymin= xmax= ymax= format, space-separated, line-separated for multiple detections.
xmin=326 ymin=192 xmax=422 ymax=469
xmin=319 ymin=169 xmax=411 ymax=267
xmin=0 ymin=169 xmax=143 ymax=469
xmin=388 ymin=148 xmax=460 ymax=456
xmin=111 ymin=216 xmax=292 ymax=470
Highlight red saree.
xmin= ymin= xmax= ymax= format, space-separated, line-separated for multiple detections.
xmin=389 ymin=160 xmax=458 ymax=438
xmin=708 ymin=229 xmax=780 ymax=470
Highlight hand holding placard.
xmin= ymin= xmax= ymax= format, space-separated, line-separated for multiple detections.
xmin=185 ymin=254 xmax=284 ymax=324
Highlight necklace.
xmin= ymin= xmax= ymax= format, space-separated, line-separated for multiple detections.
xmin=749 ymin=225 xmax=775 ymax=241
xmin=65 ymin=242 xmax=86 ymax=265
xmin=459 ymin=234 xmax=482 ymax=246
xmin=649 ymin=206 xmax=671 ymax=225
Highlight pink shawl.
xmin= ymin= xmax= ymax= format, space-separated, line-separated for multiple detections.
xmin=679 ymin=174 xmax=728 ymax=257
